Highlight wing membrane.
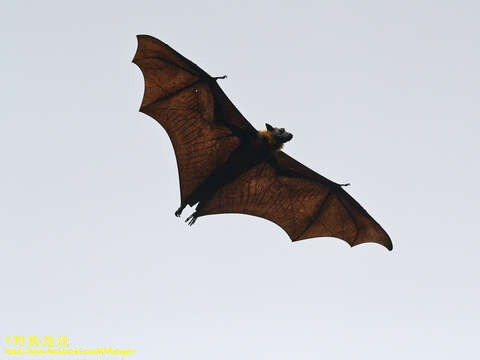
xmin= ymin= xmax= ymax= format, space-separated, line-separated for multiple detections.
xmin=198 ymin=151 xmax=392 ymax=250
xmin=133 ymin=35 xmax=256 ymax=202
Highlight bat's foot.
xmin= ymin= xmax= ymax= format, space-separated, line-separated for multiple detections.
xmin=185 ymin=212 xmax=198 ymax=226
xmin=175 ymin=204 xmax=187 ymax=217
xmin=340 ymin=183 xmax=351 ymax=187
xmin=213 ymin=75 xmax=227 ymax=80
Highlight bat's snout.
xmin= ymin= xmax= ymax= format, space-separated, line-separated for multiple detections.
xmin=281 ymin=132 xmax=293 ymax=143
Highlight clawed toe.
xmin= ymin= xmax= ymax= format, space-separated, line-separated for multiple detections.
xmin=185 ymin=212 xmax=198 ymax=226
xmin=175 ymin=205 xmax=186 ymax=217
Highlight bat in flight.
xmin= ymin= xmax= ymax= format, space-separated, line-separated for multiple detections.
xmin=133 ymin=35 xmax=392 ymax=251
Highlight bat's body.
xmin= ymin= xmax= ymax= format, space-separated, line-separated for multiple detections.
xmin=133 ymin=35 xmax=393 ymax=250
xmin=177 ymin=127 xmax=293 ymax=225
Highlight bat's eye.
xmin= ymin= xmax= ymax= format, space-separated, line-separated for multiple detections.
xmin=194 ymin=88 xmax=199 ymax=93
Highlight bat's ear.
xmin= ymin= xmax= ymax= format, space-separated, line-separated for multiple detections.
xmin=265 ymin=123 xmax=274 ymax=131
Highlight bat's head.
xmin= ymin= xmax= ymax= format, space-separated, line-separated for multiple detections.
xmin=265 ymin=123 xmax=293 ymax=144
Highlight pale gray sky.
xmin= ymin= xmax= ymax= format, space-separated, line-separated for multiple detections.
xmin=1 ymin=0 xmax=479 ymax=359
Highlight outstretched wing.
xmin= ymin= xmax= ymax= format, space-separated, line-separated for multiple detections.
xmin=197 ymin=151 xmax=392 ymax=250
xmin=132 ymin=35 xmax=257 ymax=203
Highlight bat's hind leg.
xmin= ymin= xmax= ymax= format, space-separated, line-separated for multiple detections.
xmin=175 ymin=203 xmax=187 ymax=217
xmin=184 ymin=198 xmax=207 ymax=225
xmin=185 ymin=212 xmax=198 ymax=226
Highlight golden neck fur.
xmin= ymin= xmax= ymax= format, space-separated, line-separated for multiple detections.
xmin=258 ymin=130 xmax=284 ymax=151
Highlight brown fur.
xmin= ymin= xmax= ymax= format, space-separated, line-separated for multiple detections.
xmin=258 ymin=130 xmax=284 ymax=151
